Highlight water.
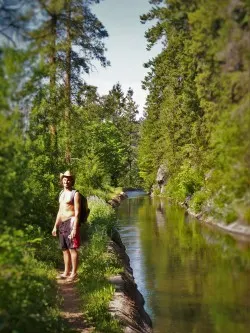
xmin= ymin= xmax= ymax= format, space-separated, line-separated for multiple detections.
xmin=116 ymin=193 xmax=250 ymax=333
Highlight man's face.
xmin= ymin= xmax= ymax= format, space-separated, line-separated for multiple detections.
xmin=62 ymin=176 xmax=73 ymax=189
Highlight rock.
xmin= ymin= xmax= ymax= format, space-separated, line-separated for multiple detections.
xmin=108 ymin=236 xmax=153 ymax=332
xmin=108 ymin=192 xmax=128 ymax=208
xmin=106 ymin=194 xmax=152 ymax=331
xmin=181 ymin=195 xmax=192 ymax=208
xmin=119 ymin=192 xmax=128 ymax=200
xmin=156 ymin=164 xmax=168 ymax=193
xmin=109 ymin=228 xmax=126 ymax=251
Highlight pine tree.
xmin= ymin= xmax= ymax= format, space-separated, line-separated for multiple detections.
xmin=120 ymin=88 xmax=140 ymax=187
xmin=139 ymin=0 xmax=250 ymax=222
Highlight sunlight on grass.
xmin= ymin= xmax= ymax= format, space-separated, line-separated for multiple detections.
xmin=77 ymin=198 xmax=123 ymax=333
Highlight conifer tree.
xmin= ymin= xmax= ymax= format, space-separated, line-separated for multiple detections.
xmin=120 ymin=88 xmax=140 ymax=187
xmin=139 ymin=0 xmax=250 ymax=222
xmin=57 ymin=0 xmax=109 ymax=162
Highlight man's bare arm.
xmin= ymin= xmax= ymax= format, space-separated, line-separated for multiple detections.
xmin=52 ymin=209 xmax=61 ymax=236
xmin=70 ymin=192 xmax=81 ymax=238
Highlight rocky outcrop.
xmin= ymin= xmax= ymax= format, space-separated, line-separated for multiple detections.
xmin=156 ymin=165 xmax=168 ymax=194
xmin=107 ymin=229 xmax=153 ymax=333
xmin=108 ymin=192 xmax=128 ymax=208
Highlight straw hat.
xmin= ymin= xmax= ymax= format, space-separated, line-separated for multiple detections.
xmin=59 ymin=170 xmax=75 ymax=182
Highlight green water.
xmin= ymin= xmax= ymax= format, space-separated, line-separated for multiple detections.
xmin=116 ymin=192 xmax=250 ymax=333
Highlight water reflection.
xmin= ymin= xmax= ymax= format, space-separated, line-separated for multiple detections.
xmin=117 ymin=195 xmax=250 ymax=333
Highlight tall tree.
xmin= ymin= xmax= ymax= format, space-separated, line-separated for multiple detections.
xmin=139 ymin=0 xmax=250 ymax=222
xmin=119 ymin=88 xmax=140 ymax=187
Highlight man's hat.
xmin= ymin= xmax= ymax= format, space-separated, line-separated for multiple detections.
xmin=60 ymin=170 xmax=75 ymax=181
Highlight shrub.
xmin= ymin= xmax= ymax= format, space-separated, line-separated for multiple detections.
xmin=165 ymin=164 xmax=203 ymax=202
xmin=0 ymin=228 xmax=65 ymax=333
xmin=25 ymin=225 xmax=62 ymax=266
xmin=190 ymin=191 xmax=209 ymax=213
xmin=225 ymin=209 xmax=238 ymax=224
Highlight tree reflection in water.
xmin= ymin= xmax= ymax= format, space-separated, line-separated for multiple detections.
xmin=117 ymin=194 xmax=250 ymax=333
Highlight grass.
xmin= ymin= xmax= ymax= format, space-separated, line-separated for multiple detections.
xmin=105 ymin=187 xmax=123 ymax=201
xmin=77 ymin=197 xmax=123 ymax=333
xmin=84 ymin=186 xmax=123 ymax=202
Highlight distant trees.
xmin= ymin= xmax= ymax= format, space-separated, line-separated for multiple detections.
xmin=139 ymin=0 xmax=250 ymax=223
xmin=71 ymin=83 xmax=141 ymax=192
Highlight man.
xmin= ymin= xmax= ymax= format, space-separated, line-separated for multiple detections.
xmin=52 ymin=170 xmax=81 ymax=281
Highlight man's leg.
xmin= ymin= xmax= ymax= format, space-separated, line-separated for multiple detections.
xmin=69 ymin=249 xmax=78 ymax=277
xmin=62 ymin=249 xmax=71 ymax=276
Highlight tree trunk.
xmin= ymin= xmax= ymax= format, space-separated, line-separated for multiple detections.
xmin=64 ymin=0 xmax=72 ymax=164
xmin=49 ymin=13 xmax=58 ymax=159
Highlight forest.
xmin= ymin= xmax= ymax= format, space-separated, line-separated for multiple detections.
xmin=0 ymin=0 xmax=141 ymax=231
xmin=139 ymin=0 xmax=250 ymax=225
xmin=0 ymin=0 xmax=140 ymax=331
xmin=0 ymin=0 xmax=249 ymax=331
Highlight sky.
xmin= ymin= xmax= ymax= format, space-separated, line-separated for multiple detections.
xmin=86 ymin=0 xmax=161 ymax=116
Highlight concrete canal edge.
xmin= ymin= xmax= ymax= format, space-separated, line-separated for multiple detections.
xmin=186 ymin=207 xmax=250 ymax=240
xmin=107 ymin=192 xmax=153 ymax=332
xmin=155 ymin=165 xmax=250 ymax=239
xmin=178 ymin=193 xmax=250 ymax=239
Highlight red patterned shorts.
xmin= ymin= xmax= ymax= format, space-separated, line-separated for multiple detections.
xmin=58 ymin=217 xmax=80 ymax=250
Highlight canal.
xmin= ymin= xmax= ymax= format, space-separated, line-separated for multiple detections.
xmin=116 ymin=191 xmax=250 ymax=333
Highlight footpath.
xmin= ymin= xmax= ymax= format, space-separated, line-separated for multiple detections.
xmin=57 ymin=273 xmax=94 ymax=333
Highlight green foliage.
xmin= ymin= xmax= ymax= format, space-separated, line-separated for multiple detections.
xmin=225 ymin=209 xmax=238 ymax=225
xmin=0 ymin=3 xmax=141 ymax=333
xmin=190 ymin=191 xmax=210 ymax=213
xmin=243 ymin=208 xmax=250 ymax=225
xmin=78 ymin=198 xmax=122 ymax=333
xmin=139 ymin=0 xmax=250 ymax=223
xmin=69 ymin=84 xmax=141 ymax=191
xmin=0 ymin=198 xmax=123 ymax=333
xmin=25 ymin=225 xmax=62 ymax=266
xmin=165 ymin=164 xmax=204 ymax=202
xmin=0 ymin=112 xmax=28 ymax=230
xmin=0 ymin=228 xmax=66 ymax=333
xmin=87 ymin=197 xmax=118 ymax=235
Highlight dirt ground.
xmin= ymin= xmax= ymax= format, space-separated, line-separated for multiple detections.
xmin=57 ymin=273 xmax=94 ymax=333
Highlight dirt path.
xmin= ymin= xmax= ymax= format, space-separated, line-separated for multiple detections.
xmin=57 ymin=273 xmax=94 ymax=333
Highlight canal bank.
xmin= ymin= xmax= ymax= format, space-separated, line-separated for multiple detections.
xmin=185 ymin=206 xmax=250 ymax=240
xmin=108 ymin=229 xmax=152 ymax=333
xmin=107 ymin=191 xmax=153 ymax=332
xmin=155 ymin=166 xmax=250 ymax=239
